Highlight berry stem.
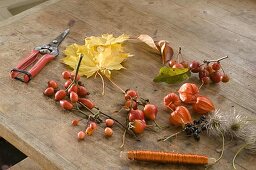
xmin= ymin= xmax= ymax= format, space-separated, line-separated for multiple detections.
xmin=65 ymin=54 xmax=84 ymax=92
xmin=153 ymin=120 xmax=162 ymax=129
xmin=95 ymin=108 xmax=127 ymax=130
xmin=74 ymin=107 xmax=89 ymax=119
xmin=74 ymin=54 xmax=83 ymax=83
xmin=203 ymin=56 xmax=228 ymax=64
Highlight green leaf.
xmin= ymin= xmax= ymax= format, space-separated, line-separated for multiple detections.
xmin=153 ymin=67 xmax=191 ymax=84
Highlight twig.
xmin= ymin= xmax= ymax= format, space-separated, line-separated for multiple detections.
xmin=74 ymin=54 xmax=83 ymax=83
xmin=232 ymin=143 xmax=248 ymax=169
xmin=203 ymin=56 xmax=228 ymax=64
xmin=153 ymin=120 xmax=162 ymax=129
xmin=158 ymin=130 xmax=184 ymax=142
xmin=65 ymin=54 xmax=84 ymax=92
xmin=214 ymin=129 xmax=225 ymax=163
xmin=120 ymin=130 xmax=127 ymax=149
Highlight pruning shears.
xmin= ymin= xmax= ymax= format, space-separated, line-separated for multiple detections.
xmin=10 ymin=29 xmax=70 ymax=83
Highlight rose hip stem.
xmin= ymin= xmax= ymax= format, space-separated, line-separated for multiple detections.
xmin=95 ymin=108 xmax=138 ymax=138
xmin=66 ymin=54 xmax=84 ymax=92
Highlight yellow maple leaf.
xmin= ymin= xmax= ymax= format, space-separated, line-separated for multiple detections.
xmin=62 ymin=34 xmax=130 ymax=79
xmin=84 ymin=34 xmax=129 ymax=48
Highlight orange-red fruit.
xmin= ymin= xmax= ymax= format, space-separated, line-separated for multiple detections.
xmin=128 ymin=109 xmax=145 ymax=122
xmin=44 ymin=87 xmax=55 ymax=96
xmin=212 ymin=62 xmax=221 ymax=71
xmin=124 ymin=100 xmax=138 ymax=110
xmin=163 ymin=93 xmax=181 ymax=110
xmin=125 ymin=90 xmax=138 ymax=100
xmin=221 ymin=74 xmax=230 ymax=83
xmin=64 ymin=80 xmax=72 ymax=89
xmin=178 ymin=83 xmax=199 ymax=104
xmin=77 ymin=86 xmax=88 ymax=97
xmin=70 ymin=92 xmax=78 ymax=103
xmin=104 ymin=127 xmax=113 ymax=137
xmin=210 ymin=71 xmax=221 ymax=83
xmin=193 ymin=96 xmax=215 ymax=114
xmin=72 ymin=119 xmax=80 ymax=126
xmin=131 ymin=120 xmax=146 ymax=134
xmin=55 ymin=90 xmax=66 ymax=101
xmin=60 ymin=100 xmax=73 ymax=110
xmin=169 ymin=106 xmax=192 ymax=126
xmin=143 ymin=104 xmax=158 ymax=121
xmin=105 ymin=119 xmax=114 ymax=127
xmin=89 ymin=122 xmax=97 ymax=130
xmin=48 ymin=80 xmax=58 ymax=89
xmin=62 ymin=71 xmax=71 ymax=80
xmin=78 ymin=98 xmax=95 ymax=109
xmin=172 ymin=63 xmax=184 ymax=69
xmin=77 ymin=131 xmax=85 ymax=140
xmin=68 ymin=84 xmax=78 ymax=93
xmin=85 ymin=126 xmax=94 ymax=136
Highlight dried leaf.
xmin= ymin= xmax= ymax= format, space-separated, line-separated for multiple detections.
xmin=155 ymin=40 xmax=174 ymax=64
xmin=138 ymin=34 xmax=158 ymax=50
xmin=138 ymin=35 xmax=174 ymax=64
xmin=153 ymin=67 xmax=191 ymax=84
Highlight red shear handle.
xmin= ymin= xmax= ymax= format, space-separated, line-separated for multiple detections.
xmin=10 ymin=49 xmax=40 ymax=78
xmin=24 ymin=54 xmax=55 ymax=82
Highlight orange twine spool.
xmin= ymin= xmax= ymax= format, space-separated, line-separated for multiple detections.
xmin=127 ymin=150 xmax=209 ymax=165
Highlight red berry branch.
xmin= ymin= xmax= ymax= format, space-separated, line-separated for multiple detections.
xmin=43 ymin=54 xmax=138 ymax=141
xmin=189 ymin=56 xmax=229 ymax=85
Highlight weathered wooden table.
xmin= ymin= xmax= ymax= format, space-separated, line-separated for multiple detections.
xmin=0 ymin=0 xmax=255 ymax=169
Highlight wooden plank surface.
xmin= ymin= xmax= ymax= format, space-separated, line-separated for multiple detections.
xmin=11 ymin=157 xmax=42 ymax=170
xmin=0 ymin=0 xmax=255 ymax=169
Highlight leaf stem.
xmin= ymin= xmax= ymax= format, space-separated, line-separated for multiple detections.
xmin=97 ymin=71 xmax=105 ymax=95
xmin=105 ymin=76 xmax=126 ymax=94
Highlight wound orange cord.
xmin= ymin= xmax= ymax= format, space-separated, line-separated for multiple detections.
xmin=127 ymin=150 xmax=210 ymax=165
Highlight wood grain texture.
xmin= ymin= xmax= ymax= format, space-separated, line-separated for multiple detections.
xmin=0 ymin=0 xmax=255 ymax=169
xmin=11 ymin=157 xmax=42 ymax=170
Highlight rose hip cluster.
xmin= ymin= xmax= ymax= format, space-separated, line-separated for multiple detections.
xmin=76 ymin=118 xmax=115 ymax=140
xmin=44 ymin=71 xmax=116 ymax=140
xmin=43 ymin=71 xmax=94 ymax=110
xmin=124 ymin=89 xmax=158 ymax=135
xmin=163 ymin=83 xmax=215 ymax=126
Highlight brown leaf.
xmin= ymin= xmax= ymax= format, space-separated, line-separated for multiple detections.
xmin=137 ymin=35 xmax=174 ymax=64
xmin=155 ymin=40 xmax=174 ymax=64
